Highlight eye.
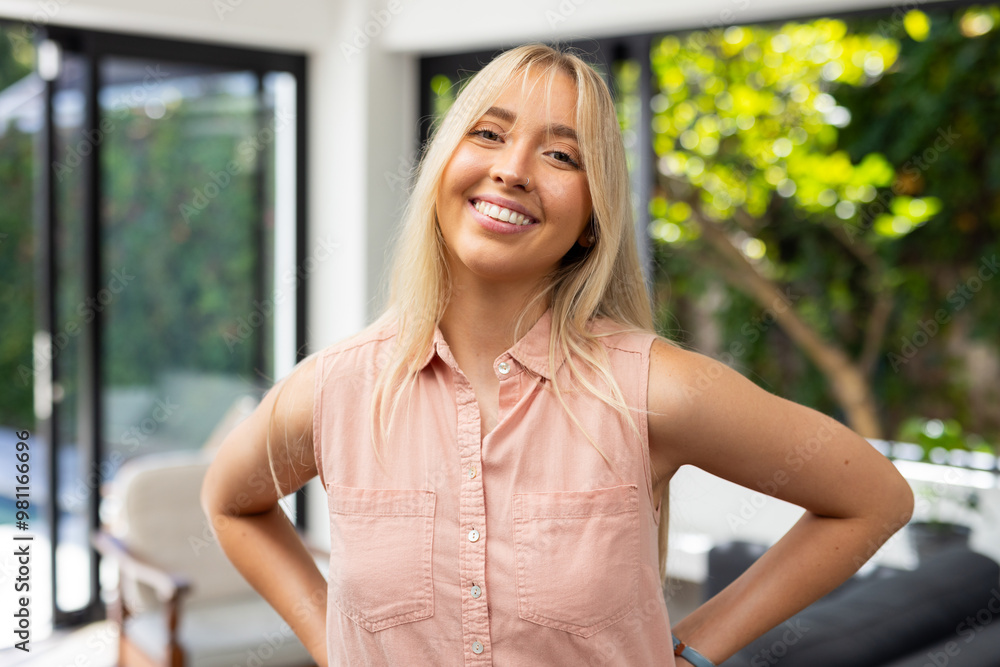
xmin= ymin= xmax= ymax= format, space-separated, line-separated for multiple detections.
xmin=548 ymin=150 xmax=581 ymax=169
xmin=470 ymin=127 xmax=503 ymax=142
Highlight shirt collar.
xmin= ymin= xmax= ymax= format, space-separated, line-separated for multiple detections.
xmin=418 ymin=308 xmax=565 ymax=380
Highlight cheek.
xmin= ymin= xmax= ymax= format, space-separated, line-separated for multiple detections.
xmin=441 ymin=147 xmax=481 ymax=194
xmin=550 ymin=180 xmax=592 ymax=230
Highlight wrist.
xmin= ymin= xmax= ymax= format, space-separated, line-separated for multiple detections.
xmin=672 ymin=633 xmax=716 ymax=667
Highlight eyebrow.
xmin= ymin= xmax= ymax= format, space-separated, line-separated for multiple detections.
xmin=482 ymin=106 xmax=579 ymax=143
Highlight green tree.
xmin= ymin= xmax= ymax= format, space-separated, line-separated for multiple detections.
xmin=649 ymin=7 xmax=999 ymax=444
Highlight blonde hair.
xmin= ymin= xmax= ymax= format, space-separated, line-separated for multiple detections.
xmin=362 ymin=43 xmax=672 ymax=582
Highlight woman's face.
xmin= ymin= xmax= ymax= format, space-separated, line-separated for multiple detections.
xmin=435 ymin=69 xmax=593 ymax=288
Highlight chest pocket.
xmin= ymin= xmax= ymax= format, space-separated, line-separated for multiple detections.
xmin=327 ymin=484 xmax=436 ymax=632
xmin=512 ymin=484 xmax=640 ymax=638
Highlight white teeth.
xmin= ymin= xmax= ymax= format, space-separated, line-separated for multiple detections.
xmin=473 ymin=200 xmax=534 ymax=226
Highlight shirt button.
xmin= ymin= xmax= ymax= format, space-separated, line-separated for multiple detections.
xmin=468 ymin=466 xmax=477 ymax=479
xmin=497 ymin=361 xmax=510 ymax=375
xmin=471 ymin=584 xmax=482 ymax=598
xmin=468 ymin=528 xmax=480 ymax=542
xmin=472 ymin=640 xmax=484 ymax=654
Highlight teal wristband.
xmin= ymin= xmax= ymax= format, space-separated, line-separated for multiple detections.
xmin=672 ymin=634 xmax=716 ymax=667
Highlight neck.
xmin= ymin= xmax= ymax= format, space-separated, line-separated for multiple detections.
xmin=438 ymin=273 xmax=549 ymax=381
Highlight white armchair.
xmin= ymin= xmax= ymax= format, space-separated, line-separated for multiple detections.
xmin=94 ymin=446 xmax=322 ymax=667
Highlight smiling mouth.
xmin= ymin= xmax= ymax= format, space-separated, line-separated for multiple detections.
xmin=472 ymin=199 xmax=536 ymax=226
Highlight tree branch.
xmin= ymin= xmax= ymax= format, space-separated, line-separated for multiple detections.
xmin=825 ymin=223 xmax=894 ymax=378
xmin=681 ymin=197 xmax=883 ymax=436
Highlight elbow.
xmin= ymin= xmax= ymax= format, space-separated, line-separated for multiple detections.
xmin=199 ymin=460 xmax=226 ymax=523
xmin=897 ymin=479 xmax=915 ymax=525
xmin=883 ymin=471 xmax=915 ymax=531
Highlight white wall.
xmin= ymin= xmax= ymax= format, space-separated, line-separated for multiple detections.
xmin=380 ymin=0 xmax=907 ymax=53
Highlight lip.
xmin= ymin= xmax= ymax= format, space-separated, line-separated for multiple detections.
xmin=471 ymin=194 xmax=537 ymax=223
xmin=467 ymin=199 xmax=538 ymax=235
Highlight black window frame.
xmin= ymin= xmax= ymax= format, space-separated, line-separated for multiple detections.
xmin=19 ymin=22 xmax=311 ymax=627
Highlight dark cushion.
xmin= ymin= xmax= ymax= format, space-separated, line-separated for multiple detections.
xmin=720 ymin=546 xmax=1000 ymax=667
xmin=705 ymin=540 xmax=896 ymax=606
xmin=879 ymin=614 xmax=1000 ymax=667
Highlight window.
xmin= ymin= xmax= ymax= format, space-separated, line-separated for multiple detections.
xmin=0 ymin=22 xmax=307 ymax=631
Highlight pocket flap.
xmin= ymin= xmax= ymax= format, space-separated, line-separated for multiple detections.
xmin=329 ymin=484 xmax=435 ymax=517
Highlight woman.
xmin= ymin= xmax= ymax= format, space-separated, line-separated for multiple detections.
xmin=201 ymin=44 xmax=914 ymax=666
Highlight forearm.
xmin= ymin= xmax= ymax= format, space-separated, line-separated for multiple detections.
xmin=212 ymin=504 xmax=329 ymax=667
xmin=672 ymin=508 xmax=909 ymax=664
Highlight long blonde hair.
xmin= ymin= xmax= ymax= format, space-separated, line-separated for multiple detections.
xmin=364 ymin=43 xmax=672 ymax=582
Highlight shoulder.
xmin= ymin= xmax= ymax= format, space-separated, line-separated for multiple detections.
xmin=311 ymin=319 xmax=400 ymax=381
xmin=587 ymin=316 xmax=659 ymax=357
xmin=317 ymin=319 xmax=399 ymax=360
xmin=647 ymin=337 xmax=758 ymax=422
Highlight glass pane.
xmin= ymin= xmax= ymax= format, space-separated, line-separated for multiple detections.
xmin=53 ymin=49 xmax=92 ymax=616
xmin=97 ymin=58 xmax=299 ymax=519
xmin=0 ymin=21 xmax=54 ymax=639
xmin=99 ymin=60 xmax=266 ymax=469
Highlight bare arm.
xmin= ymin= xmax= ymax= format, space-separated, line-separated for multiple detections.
xmin=200 ymin=355 xmax=328 ymax=667
xmin=648 ymin=339 xmax=914 ymax=664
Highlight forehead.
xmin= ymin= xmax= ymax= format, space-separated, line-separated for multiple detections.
xmin=486 ymin=68 xmax=580 ymax=135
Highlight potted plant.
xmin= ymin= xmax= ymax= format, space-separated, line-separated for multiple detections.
xmin=897 ymin=417 xmax=991 ymax=561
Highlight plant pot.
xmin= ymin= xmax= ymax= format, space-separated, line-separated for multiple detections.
xmin=908 ymin=521 xmax=972 ymax=562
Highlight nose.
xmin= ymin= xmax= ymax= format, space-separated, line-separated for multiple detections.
xmin=489 ymin=140 xmax=532 ymax=190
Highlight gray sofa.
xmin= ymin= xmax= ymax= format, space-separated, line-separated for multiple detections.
xmin=706 ymin=541 xmax=1000 ymax=667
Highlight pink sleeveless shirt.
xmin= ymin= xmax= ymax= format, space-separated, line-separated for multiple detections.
xmin=312 ymin=309 xmax=676 ymax=666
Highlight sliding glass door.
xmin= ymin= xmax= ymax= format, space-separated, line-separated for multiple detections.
xmin=1 ymin=23 xmax=306 ymax=631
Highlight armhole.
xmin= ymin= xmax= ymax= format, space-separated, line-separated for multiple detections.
xmin=312 ymin=350 xmax=328 ymax=490
xmin=638 ymin=332 xmax=660 ymax=525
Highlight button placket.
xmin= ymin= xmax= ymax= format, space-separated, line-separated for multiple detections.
xmin=452 ymin=368 xmax=490 ymax=661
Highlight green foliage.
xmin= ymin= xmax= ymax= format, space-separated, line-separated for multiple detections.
xmin=651 ymin=20 xmax=916 ymax=229
xmin=649 ymin=6 xmax=1000 ymax=450
xmin=0 ymin=24 xmax=36 ymax=429
xmin=98 ymin=94 xmax=264 ymax=387
xmin=898 ymin=416 xmax=994 ymax=459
